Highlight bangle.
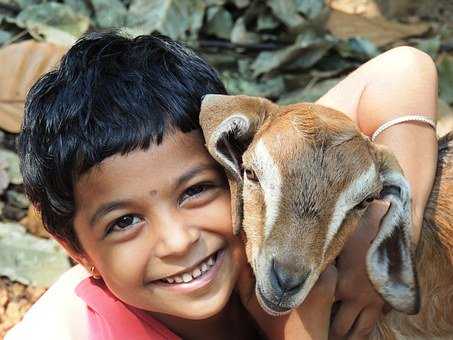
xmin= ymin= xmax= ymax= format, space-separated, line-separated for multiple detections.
xmin=371 ymin=115 xmax=436 ymax=142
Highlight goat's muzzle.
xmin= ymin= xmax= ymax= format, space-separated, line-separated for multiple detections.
xmin=270 ymin=258 xmax=310 ymax=295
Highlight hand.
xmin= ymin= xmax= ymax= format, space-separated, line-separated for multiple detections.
xmin=330 ymin=200 xmax=389 ymax=340
xmin=236 ymin=263 xmax=337 ymax=340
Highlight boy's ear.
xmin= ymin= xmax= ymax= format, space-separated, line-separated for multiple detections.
xmin=54 ymin=236 xmax=97 ymax=275
xmin=199 ymin=94 xmax=278 ymax=234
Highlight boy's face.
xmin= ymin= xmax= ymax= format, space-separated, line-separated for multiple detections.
xmin=72 ymin=130 xmax=245 ymax=319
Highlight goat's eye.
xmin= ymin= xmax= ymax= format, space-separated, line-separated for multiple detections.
xmin=244 ymin=168 xmax=258 ymax=182
xmin=355 ymin=196 xmax=375 ymax=210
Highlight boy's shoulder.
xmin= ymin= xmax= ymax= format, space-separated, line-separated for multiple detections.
xmin=5 ymin=265 xmax=89 ymax=340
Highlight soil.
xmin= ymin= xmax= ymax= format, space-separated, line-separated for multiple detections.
xmin=0 ymin=278 xmax=45 ymax=338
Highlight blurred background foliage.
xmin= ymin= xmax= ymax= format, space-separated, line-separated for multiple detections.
xmin=0 ymin=0 xmax=452 ymax=109
xmin=0 ymin=0 xmax=452 ymax=336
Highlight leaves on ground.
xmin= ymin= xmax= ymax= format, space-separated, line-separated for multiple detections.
xmin=13 ymin=2 xmax=90 ymax=45
xmin=0 ymin=40 xmax=67 ymax=133
xmin=326 ymin=9 xmax=430 ymax=47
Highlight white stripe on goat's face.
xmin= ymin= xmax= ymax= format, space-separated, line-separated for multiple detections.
xmin=322 ymin=162 xmax=378 ymax=255
xmin=252 ymin=139 xmax=282 ymax=240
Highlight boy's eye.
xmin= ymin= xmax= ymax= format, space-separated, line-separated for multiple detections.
xmin=179 ymin=183 xmax=213 ymax=205
xmin=107 ymin=214 xmax=143 ymax=234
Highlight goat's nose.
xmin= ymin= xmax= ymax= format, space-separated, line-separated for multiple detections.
xmin=271 ymin=259 xmax=309 ymax=294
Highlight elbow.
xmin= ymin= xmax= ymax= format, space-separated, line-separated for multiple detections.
xmin=385 ymin=46 xmax=438 ymax=86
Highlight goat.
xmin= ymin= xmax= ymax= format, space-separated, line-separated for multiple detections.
xmin=199 ymin=94 xmax=453 ymax=339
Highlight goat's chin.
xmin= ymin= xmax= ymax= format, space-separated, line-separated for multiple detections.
xmin=255 ymin=285 xmax=293 ymax=316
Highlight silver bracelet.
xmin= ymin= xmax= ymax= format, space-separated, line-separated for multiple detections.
xmin=371 ymin=115 xmax=436 ymax=142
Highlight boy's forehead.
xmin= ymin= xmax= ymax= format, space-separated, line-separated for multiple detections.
xmin=73 ymin=130 xmax=216 ymax=205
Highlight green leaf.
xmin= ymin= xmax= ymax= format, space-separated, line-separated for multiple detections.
xmin=278 ymin=78 xmax=341 ymax=105
xmin=63 ymin=0 xmax=91 ymax=17
xmin=256 ymin=13 xmax=280 ymax=31
xmin=251 ymin=31 xmax=333 ymax=77
xmin=206 ymin=6 xmax=233 ymax=40
xmin=336 ymin=37 xmax=379 ymax=60
xmin=229 ymin=0 xmax=249 ymax=8
xmin=412 ymin=36 xmax=441 ymax=59
xmin=126 ymin=0 xmax=206 ymax=41
xmin=266 ymin=0 xmax=305 ymax=28
xmin=204 ymin=0 xmax=225 ymax=5
xmin=14 ymin=3 xmax=90 ymax=46
xmin=438 ymin=55 xmax=453 ymax=105
xmin=230 ymin=16 xmax=261 ymax=44
xmin=221 ymin=71 xmax=285 ymax=98
xmin=92 ymin=0 xmax=127 ymax=28
xmin=311 ymin=53 xmax=356 ymax=78
xmin=0 ymin=222 xmax=71 ymax=287
xmin=12 ymin=0 xmax=42 ymax=9
xmin=295 ymin=0 xmax=325 ymax=19
xmin=0 ymin=30 xmax=12 ymax=45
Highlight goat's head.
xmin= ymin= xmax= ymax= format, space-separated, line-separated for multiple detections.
xmin=200 ymin=94 xmax=419 ymax=316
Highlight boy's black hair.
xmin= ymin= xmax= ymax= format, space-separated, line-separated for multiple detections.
xmin=18 ymin=31 xmax=226 ymax=252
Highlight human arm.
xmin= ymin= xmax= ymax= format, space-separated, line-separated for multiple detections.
xmin=315 ymin=46 xmax=438 ymax=338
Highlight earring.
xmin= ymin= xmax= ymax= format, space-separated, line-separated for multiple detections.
xmin=90 ymin=266 xmax=101 ymax=279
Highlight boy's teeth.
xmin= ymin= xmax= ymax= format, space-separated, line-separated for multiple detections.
xmin=192 ymin=268 xmax=202 ymax=278
xmin=183 ymin=273 xmax=192 ymax=283
xmin=162 ymin=251 xmax=221 ymax=284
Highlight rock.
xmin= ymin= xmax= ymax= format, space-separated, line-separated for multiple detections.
xmin=0 ymin=222 xmax=71 ymax=287
xmin=0 ymin=149 xmax=22 ymax=185
xmin=3 ymin=205 xmax=27 ymax=221
xmin=6 ymin=191 xmax=29 ymax=210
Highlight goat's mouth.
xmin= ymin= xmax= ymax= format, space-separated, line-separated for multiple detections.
xmin=256 ymin=286 xmax=292 ymax=316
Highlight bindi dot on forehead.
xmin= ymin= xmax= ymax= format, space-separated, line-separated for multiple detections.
xmin=149 ymin=190 xmax=157 ymax=196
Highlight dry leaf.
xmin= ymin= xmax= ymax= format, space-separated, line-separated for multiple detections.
xmin=0 ymin=40 xmax=68 ymax=133
xmin=327 ymin=0 xmax=382 ymax=17
xmin=326 ymin=10 xmax=430 ymax=47
xmin=20 ymin=205 xmax=49 ymax=238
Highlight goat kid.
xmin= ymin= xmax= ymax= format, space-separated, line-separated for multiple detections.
xmin=199 ymin=94 xmax=453 ymax=339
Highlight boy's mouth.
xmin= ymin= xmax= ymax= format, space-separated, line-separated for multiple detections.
xmin=153 ymin=249 xmax=225 ymax=289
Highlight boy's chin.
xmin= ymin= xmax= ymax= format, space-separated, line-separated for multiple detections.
xmin=174 ymin=287 xmax=234 ymax=320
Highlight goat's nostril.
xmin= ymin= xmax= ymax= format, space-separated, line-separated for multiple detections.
xmin=271 ymin=259 xmax=309 ymax=293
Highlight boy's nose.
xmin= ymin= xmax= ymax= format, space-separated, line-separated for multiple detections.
xmin=153 ymin=217 xmax=200 ymax=258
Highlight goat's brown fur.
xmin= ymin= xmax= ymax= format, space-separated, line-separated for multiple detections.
xmin=199 ymin=94 xmax=453 ymax=338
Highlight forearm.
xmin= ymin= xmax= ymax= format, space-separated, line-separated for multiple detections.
xmin=318 ymin=46 xmax=438 ymax=244
xmin=356 ymin=47 xmax=438 ymax=243
xmin=374 ymin=123 xmax=437 ymax=243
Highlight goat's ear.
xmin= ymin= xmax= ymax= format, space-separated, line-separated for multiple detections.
xmin=366 ymin=145 xmax=420 ymax=314
xmin=199 ymin=94 xmax=277 ymax=234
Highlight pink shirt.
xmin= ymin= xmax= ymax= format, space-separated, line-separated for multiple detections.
xmin=75 ymin=277 xmax=181 ymax=340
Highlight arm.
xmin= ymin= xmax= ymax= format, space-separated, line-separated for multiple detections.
xmin=317 ymin=46 xmax=438 ymax=243
xmin=315 ymin=46 xmax=438 ymax=338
